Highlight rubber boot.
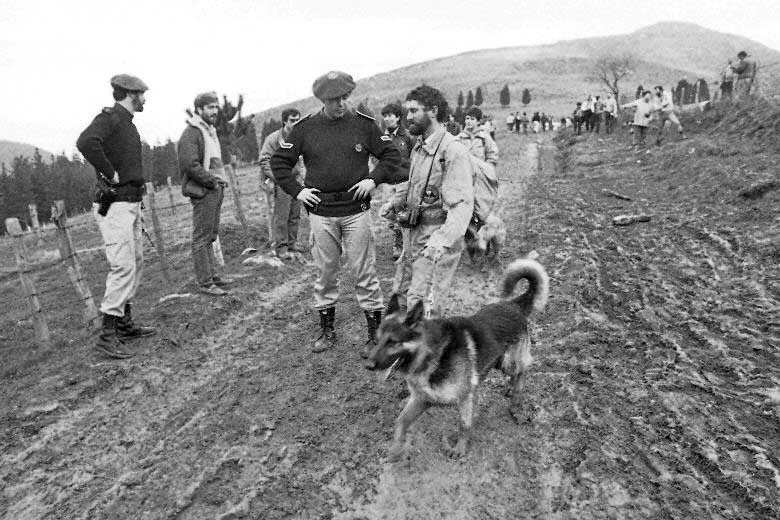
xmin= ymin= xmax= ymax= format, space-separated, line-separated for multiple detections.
xmin=95 ymin=313 xmax=134 ymax=359
xmin=116 ymin=302 xmax=156 ymax=340
xmin=360 ymin=310 xmax=382 ymax=359
xmin=312 ymin=307 xmax=336 ymax=353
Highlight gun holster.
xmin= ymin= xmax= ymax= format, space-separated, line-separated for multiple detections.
xmin=97 ymin=184 xmax=118 ymax=217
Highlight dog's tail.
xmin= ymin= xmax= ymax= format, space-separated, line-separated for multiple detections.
xmin=501 ymin=257 xmax=549 ymax=314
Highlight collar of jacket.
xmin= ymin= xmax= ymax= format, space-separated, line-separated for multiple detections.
xmin=186 ymin=114 xmax=217 ymax=138
xmin=114 ymin=102 xmax=133 ymax=120
xmin=416 ymin=125 xmax=447 ymax=154
xmin=458 ymin=128 xmax=484 ymax=139
xmin=386 ymin=126 xmax=400 ymax=136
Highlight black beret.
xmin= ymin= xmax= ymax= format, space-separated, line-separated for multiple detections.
xmin=110 ymin=74 xmax=148 ymax=92
xmin=312 ymin=71 xmax=355 ymax=100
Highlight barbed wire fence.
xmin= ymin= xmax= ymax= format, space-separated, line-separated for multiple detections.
xmin=1 ymin=164 xmax=273 ymax=347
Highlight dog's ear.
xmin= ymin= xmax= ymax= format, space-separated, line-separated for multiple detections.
xmin=405 ymin=300 xmax=425 ymax=326
xmin=387 ymin=293 xmax=401 ymax=315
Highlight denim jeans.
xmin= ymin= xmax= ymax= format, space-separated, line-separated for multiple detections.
xmin=191 ymin=185 xmax=224 ymax=285
xmin=309 ymin=210 xmax=383 ymax=311
xmin=93 ymin=202 xmax=144 ymax=317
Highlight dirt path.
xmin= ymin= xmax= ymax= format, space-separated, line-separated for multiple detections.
xmin=2 ymin=127 xmax=778 ymax=519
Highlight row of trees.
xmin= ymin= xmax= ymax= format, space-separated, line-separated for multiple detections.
xmin=499 ymin=85 xmax=532 ymax=107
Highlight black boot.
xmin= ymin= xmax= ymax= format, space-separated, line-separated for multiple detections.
xmin=312 ymin=307 xmax=336 ymax=353
xmin=116 ymin=302 xmax=156 ymax=340
xmin=95 ymin=313 xmax=134 ymax=359
xmin=360 ymin=310 xmax=382 ymax=359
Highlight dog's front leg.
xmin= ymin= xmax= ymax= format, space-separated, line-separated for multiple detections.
xmin=447 ymin=391 xmax=477 ymax=459
xmin=388 ymin=394 xmax=429 ymax=462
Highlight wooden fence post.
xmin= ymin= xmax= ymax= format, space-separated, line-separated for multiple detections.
xmin=5 ymin=217 xmax=50 ymax=347
xmin=51 ymin=200 xmax=100 ymax=329
xmin=212 ymin=236 xmax=225 ymax=266
xmin=225 ymin=165 xmax=251 ymax=248
xmin=166 ymin=176 xmax=177 ymax=215
xmin=28 ymin=204 xmax=40 ymax=233
xmin=145 ymin=182 xmax=172 ymax=284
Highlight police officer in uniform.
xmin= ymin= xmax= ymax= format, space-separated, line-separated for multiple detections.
xmin=77 ymin=74 xmax=156 ymax=359
xmin=271 ymin=71 xmax=403 ymax=355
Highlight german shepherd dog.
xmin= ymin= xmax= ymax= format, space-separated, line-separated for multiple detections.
xmin=365 ymin=257 xmax=549 ymax=461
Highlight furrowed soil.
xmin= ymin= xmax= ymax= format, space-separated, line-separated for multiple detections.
xmin=2 ymin=102 xmax=779 ymax=519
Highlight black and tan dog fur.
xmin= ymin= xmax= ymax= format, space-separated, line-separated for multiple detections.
xmin=366 ymin=257 xmax=549 ymax=461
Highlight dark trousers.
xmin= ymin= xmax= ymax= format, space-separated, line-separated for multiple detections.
xmin=604 ymin=113 xmax=615 ymax=134
xmin=191 ymin=185 xmax=224 ymax=285
xmin=592 ymin=112 xmax=602 ymax=133
xmin=583 ymin=110 xmax=593 ymax=131
xmin=573 ymin=116 xmax=583 ymax=135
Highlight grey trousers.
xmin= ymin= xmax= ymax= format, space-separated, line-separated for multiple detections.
xmin=191 ymin=185 xmax=224 ymax=285
xmin=273 ymin=185 xmax=301 ymax=252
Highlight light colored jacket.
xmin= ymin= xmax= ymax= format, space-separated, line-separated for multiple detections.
xmin=621 ymin=98 xmax=654 ymax=127
xmin=456 ymin=128 xmax=499 ymax=166
xmin=259 ymin=127 xmax=303 ymax=184
xmin=604 ymin=97 xmax=618 ymax=114
xmin=391 ymin=125 xmax=475 ymax=250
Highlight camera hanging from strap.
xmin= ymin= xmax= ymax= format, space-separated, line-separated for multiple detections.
xmin=409 ymin=132 xmax=447 ymax=212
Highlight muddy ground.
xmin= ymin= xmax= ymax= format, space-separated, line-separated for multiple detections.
xmin=1 ymin=106 xmax=779 ymax=519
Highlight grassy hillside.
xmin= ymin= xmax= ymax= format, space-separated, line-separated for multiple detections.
xmin=252 ymin=21 xmax=780 ymax=129
xmin=0 ymin=140 xmax=54 ymax=171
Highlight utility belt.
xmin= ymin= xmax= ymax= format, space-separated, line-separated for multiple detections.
xmin=93 ymin=182 xmax=144 ymax=216
xmin=309 ymin=190 xmax=370 ymax=218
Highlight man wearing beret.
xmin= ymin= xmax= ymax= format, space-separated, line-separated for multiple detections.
xmin=177 ymin=92 xmax=232 ymax=296
xmin=271 ymin=71 xmax=403 ymax=355
xmin=77 ymin=74 xmax=156 ymax=359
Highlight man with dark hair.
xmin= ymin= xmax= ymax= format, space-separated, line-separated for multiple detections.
xmin=178 ymin=92 xmax=232 ymax=296
xmin=271 ymin=71 xmax=402 ymax=355
xmin=445 ymin=113 xmax=462 ymax=136
xmin=592 ymin=96 xmax=604 ymax=133
xmin=382 ymin=85 xmax=474 ymax=317
xmin=76 ymin=74 xmax=155 ymax=359
xmin=604 ymin=93 xmax=617 ymax=134
xmin=260 ymin=108 xmax=303 ymax=259
xmin=572 ymin=102 xmax=584 ymax=135
xmin=457 ymin=106 xmax=498 ymax=165
xmin=381 ymin=102 xmax=413 ymax=260
xmin=621 ymin=90 xmax=655 ymax=146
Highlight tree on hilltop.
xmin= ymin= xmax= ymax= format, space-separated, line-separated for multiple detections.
xmin=499 ymin=85 xmax=510 ymax=107
xmin=457 ymin=90 xmax=464 ymax=107
xmin=591 ymin=54 xmax=635 ymax=103
xmin=466 ymin=90 xmax=474 ymax=108
xmin=475 ymin=87 xmax=484 ymax=106
xmin=521 ymin=88 xmax=531 ymax=106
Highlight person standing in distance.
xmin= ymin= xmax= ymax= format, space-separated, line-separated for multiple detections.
xmin=271 ymin=71 xmax=403 ymax=355
xmin=76 ymin=74 xmax=155 ymax=359
xmin=380 ymin=102 xmax=413 ymax=260
xmin=178 ymin=91 xmax=233 ymax=296
xmin=259 ymin=108 xmax=304 ymax=259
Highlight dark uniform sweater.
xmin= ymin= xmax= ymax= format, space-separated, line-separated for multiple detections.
xmin=270 ymin=110 xmax=403 ymax=217
xmin=76 ymin=103 xmax=144 ymax=202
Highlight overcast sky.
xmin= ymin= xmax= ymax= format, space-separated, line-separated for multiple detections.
xmin=1 ymin=0 xmax=778 ymax=154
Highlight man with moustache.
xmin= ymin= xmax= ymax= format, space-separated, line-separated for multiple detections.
xmin=77 ymin=74 xmax=156 ymax=359
xmin=383 ymin=85 xmax=474 ymax=317
xmin=178 ymin=91 xmax=232 ymax=296
xmin=271 ymin=71 xmax=402 ymax=355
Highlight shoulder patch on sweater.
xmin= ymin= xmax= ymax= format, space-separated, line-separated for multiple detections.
xmin=101 ymin=107 xmax=113 ymax=114
xmin=356 ymin=110 xmax=375 ymax=121
xmin=279 ymin=140 xmax=293 ymax=149
xmin=293 ymin=113 xmax=312 ymax=126
xmin=380 ymin=135 xmax=392 ymax=141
